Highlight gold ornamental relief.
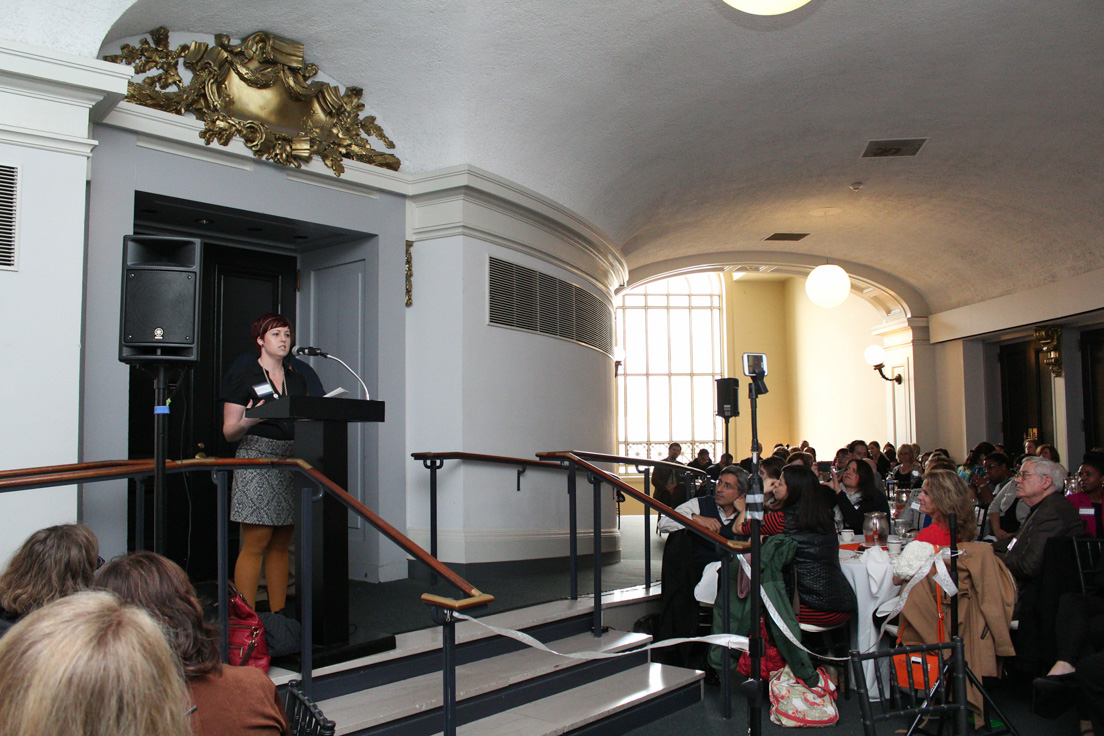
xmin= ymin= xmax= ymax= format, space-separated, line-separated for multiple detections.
xmin=105 ymin=27 xmax=400 ymax=176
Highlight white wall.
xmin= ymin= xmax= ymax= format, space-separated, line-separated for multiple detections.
xmin=406 ymin=235 xmax=617 ymax=563
xmin=783 ymin=279 xmax=891 ymax=452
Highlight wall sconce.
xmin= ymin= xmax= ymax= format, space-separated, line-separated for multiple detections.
xmin=864 ymin=345 xmax=902 ymax=384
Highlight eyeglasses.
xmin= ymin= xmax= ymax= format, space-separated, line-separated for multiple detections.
xmin=1015 ymin=470 xmax=1035 ymax=480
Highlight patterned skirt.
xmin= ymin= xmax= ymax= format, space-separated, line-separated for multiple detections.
xmin=231 ymin=435 xmax=296 ymax=526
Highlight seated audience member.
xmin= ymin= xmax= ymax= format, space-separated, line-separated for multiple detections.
xmin=706 ymin=452 xmax=733 ymax=480
xmin=1068 ymin=452 xmax=1104 ymax=538
xmin=658 ymin=466 xmax=749 ymax=565
xmin=95 ymin=552 xmax=290 ymax=736
xmin=1024 ymin=438 xmax=1039 ymax=457
xmin=848 ymin=439 xmax=870 ymax=461
xmin=0 ymin=523 xmax=99 ymax=637
xmin=893 ymin=470 xmax=977 ymax=583
xmin=832 ymin=447 xmax=851 ymax=474
xmin=737 ymin=465 xmax=857 ymax=626
xmin=985 ymin=452 xmax=1026 ymax=538
xmin=1038 ymin=443 xmax=1062 ymax=464
xmin=891 ymin=444 xmax=925 ymax=530
xmin=883 ymin=442 xmax=898 ymax=467
xmin=829 ymin=458 xmax=890 ymax=534
xmin=869 ymin=440 xmax=891 ymax=476
xmin=0 ymin=591 xmax=192 ymax=736
xmin=687 ymin=448 xmax=712 ymax=472
xmin=959 ymin=441 xmax=996 ymax=486
xmin=993 ymin=456 xmax=1084 ymax=592
xmin=785 ymin=451 xmax=813 ymax=469
xmin=759 ymin=456 xmax=785 ymax=510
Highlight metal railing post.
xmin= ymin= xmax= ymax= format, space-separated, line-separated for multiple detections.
xmin=214 ymin=470 xmax=230 ymax=661
xmin=431 ymin=607 xmax=458 ymax=736
xmin=720 ymin=551 xmax=732 ymax=719
xmin=589 ymin=471 xmax=603 ymax=636
xmin=300 ymin=481 xmax=317 ymax=698
xmin=134 ymin=477 xmax=146 ymax=552
xmin=422 ymin=458 xmax=444 ymax=584
xmin=567 ymin=461 xmax=578 ymax=600
xmin=639 ymin=466 xmax=652 ymax=587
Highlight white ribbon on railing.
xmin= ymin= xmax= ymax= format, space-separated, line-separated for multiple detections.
xmin=452 ymin=612 xmax=748 ymax=660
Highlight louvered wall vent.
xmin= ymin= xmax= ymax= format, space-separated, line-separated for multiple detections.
xmin=0 ymin=165 xmax=18 ymax=271
xmin=488 ymin=256 xmax=613 ymax=355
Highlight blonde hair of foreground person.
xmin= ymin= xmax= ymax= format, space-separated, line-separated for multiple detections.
xmin=0 ymin=591 xmax=191 ymax=736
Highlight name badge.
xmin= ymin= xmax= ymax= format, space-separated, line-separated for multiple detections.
xmin=910 ymin=501 xmax=921 ymax=511
xmin=1006 ymin=537 xmax=1018 ymax=551
xmin=253 ymin=382 xmax=275 ymax=399
xmin=1081 ymin=507 xmax=1095 ymax=516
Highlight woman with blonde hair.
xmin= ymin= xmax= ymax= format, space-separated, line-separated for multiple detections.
xmin=0 ymin=590 xmax=191 ymax=736
xmin=95 ymin=551 xmax=289 ymax=736
xmin=0 ymin=523 xmax=99 ymax=636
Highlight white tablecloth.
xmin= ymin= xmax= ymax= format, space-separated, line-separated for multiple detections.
xmin=840 ymin=546 xmax=901 ymax=693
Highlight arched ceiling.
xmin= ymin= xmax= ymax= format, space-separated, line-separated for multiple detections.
xmin=77 ymin=0 xmax=1104 ymax=313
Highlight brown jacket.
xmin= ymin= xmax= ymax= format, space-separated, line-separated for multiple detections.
xmin=899 ymin=542 xmax=1017 ymax=720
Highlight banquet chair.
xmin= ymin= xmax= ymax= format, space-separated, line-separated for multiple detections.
xmin=1074 ymin=537 xmax=1104 ymax=594
xmin=284 ymin=680 xmax=336 ymax=736
xmin=849 ymin=636 xmax=969 ymax=736
xmin=800 ymin=619 xmax=852 ymax=697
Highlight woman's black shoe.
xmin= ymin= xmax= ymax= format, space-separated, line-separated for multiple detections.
xmin=1033 ymin=675 xmax=1075 ymax=718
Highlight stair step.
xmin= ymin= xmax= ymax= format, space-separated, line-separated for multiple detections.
xmin=438 ymin=663 xmax=702 ymax=736
xmin=321 ymin=629 xmax=651 ymax=735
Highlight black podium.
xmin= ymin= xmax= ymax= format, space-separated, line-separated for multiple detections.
xmin=248 ymin=396 xmax=385 ymax=647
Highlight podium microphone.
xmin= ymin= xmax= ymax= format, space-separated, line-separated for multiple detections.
xmin=294 ymin=346 xmax=369 ymax=400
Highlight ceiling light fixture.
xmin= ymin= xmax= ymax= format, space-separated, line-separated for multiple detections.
xmin=722 ymin=0 xmax=812 ymax=15
xmin=805 ymin=207 xmax=851 ymax=308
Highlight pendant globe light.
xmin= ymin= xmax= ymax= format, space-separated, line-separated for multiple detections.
xmin=722 ymin=0 xmax=813 ymax=15
xmin=805 ymin=264 xmax=850 ymax=307
xmin=805 ymin=206 xmax=851 ymax=308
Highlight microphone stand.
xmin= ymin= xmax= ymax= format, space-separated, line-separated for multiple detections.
xmin=296 ymin=348 xmax=369 ymax=399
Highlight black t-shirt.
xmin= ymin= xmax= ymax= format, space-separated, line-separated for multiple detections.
xmin=222 ymin=362 xmax=308 ymax=441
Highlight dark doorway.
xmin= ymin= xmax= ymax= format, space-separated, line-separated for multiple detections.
xmin=1082 ymin=328 xmax=1104 ymax=452
xmin=999 ymin=338 xmax=1055 ymax=455
xmin=128 ymin=242 xmax=297 ymax=578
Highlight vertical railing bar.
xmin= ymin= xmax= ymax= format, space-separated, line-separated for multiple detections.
xmin=442 ymin=611 xmax=457 ymax=736
xmin=215 ymin=470 xmax=230 ymax=662
xmin=425 ymin=459 xmax=443 ymax=585
xmin=642 ymin=466 xmax=651 ymax=588
xmin=300 ymin=480 xmax=316 ymax=698
xmin=591 ymin=471 xmax=602 ymax=636
xmin=568 ymin=461 xmax=578 ymax=600
xmin=720 ymin=552 xmax=732 ymax=719
xmin=134 ymin=477 xmax=146 ymax=552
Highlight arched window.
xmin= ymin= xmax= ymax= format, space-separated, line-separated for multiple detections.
xmin=615 ymin=273 xmax=724 ymax=464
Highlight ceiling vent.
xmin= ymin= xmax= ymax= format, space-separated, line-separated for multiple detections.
xmin=862 ymin=138 xmax=927 ymax=158
xmin=488 ymin=256 xmax=612 ymax=355
xmin=764 ymin=232 xmax=809 ymax=241
xmin=0 ymin=164 xmax=18 ymax=270
xmin=725 ymin=265 xmax=777 ymax=274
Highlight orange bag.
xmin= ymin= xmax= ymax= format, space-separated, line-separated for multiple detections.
xmin=892 ymin=587 xmax=944 ymax=689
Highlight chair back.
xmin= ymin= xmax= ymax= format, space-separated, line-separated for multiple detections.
xmin=284 ymin=680 xmax=336 ymax=736
xmin=1074 ymin=537 xmax=1104 ymax=594
xmin=848 ymin=636 xmax=969 ymax=736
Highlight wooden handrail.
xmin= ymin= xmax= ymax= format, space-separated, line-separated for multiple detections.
xmin=545 ymin=450 xmax=709 ymax=477
xmin=0 ymin=457 xmax=492 ymax=605
xmin=0 ymin=459 xmax=152 ymax=481
xmin=410 ymin=451 xmax=562 ymax=470
xmin=539 ymin=451 xmax=747 ymax=551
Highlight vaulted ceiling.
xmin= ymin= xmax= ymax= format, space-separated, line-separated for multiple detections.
xmin=38 ymin=0 xmax=1104 ymax=314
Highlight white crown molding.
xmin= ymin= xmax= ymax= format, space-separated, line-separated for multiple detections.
xmin=0 ymin=41 xmax=128 ymax=147
xmin=407 ymin=526 xmax=621 ymax=564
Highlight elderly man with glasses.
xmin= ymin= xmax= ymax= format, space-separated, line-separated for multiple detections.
xmin=993 ymin=456 xmax=1083 ymax=589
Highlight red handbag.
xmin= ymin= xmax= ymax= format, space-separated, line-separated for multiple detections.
xmin=228 ymin=585 xmax=270 ymax=672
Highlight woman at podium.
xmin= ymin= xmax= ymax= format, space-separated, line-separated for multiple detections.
xmin=221 ymin=313 xmax=307 ymax=612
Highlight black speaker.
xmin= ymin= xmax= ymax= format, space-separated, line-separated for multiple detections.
xmin=716 ymin=377 xmax=739 ymax=418
xmin=119 ymin=235 xmax=202 ymax=364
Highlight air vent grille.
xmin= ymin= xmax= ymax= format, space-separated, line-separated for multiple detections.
xmin=488 ymin=256 xmax=612 ymax=355
xmin=0 ymin=165 xmax=18 ymax=270
xmin=862 ymin=138 xmax=927 ymax=158
xmin=764 ymin=232 xmax=809 ymax=241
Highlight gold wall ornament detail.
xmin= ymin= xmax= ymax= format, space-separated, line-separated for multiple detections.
xmin=1034 ymin=325 xmax=1063 ymax=377
xmin=405 ymin=240 xmax=413 ymax=307
xmin=105 ymin=27 xmax=400 ymax=176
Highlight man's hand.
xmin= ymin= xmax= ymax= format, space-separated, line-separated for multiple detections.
xmin=692 ymin=514 xmax=722 ymax=534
